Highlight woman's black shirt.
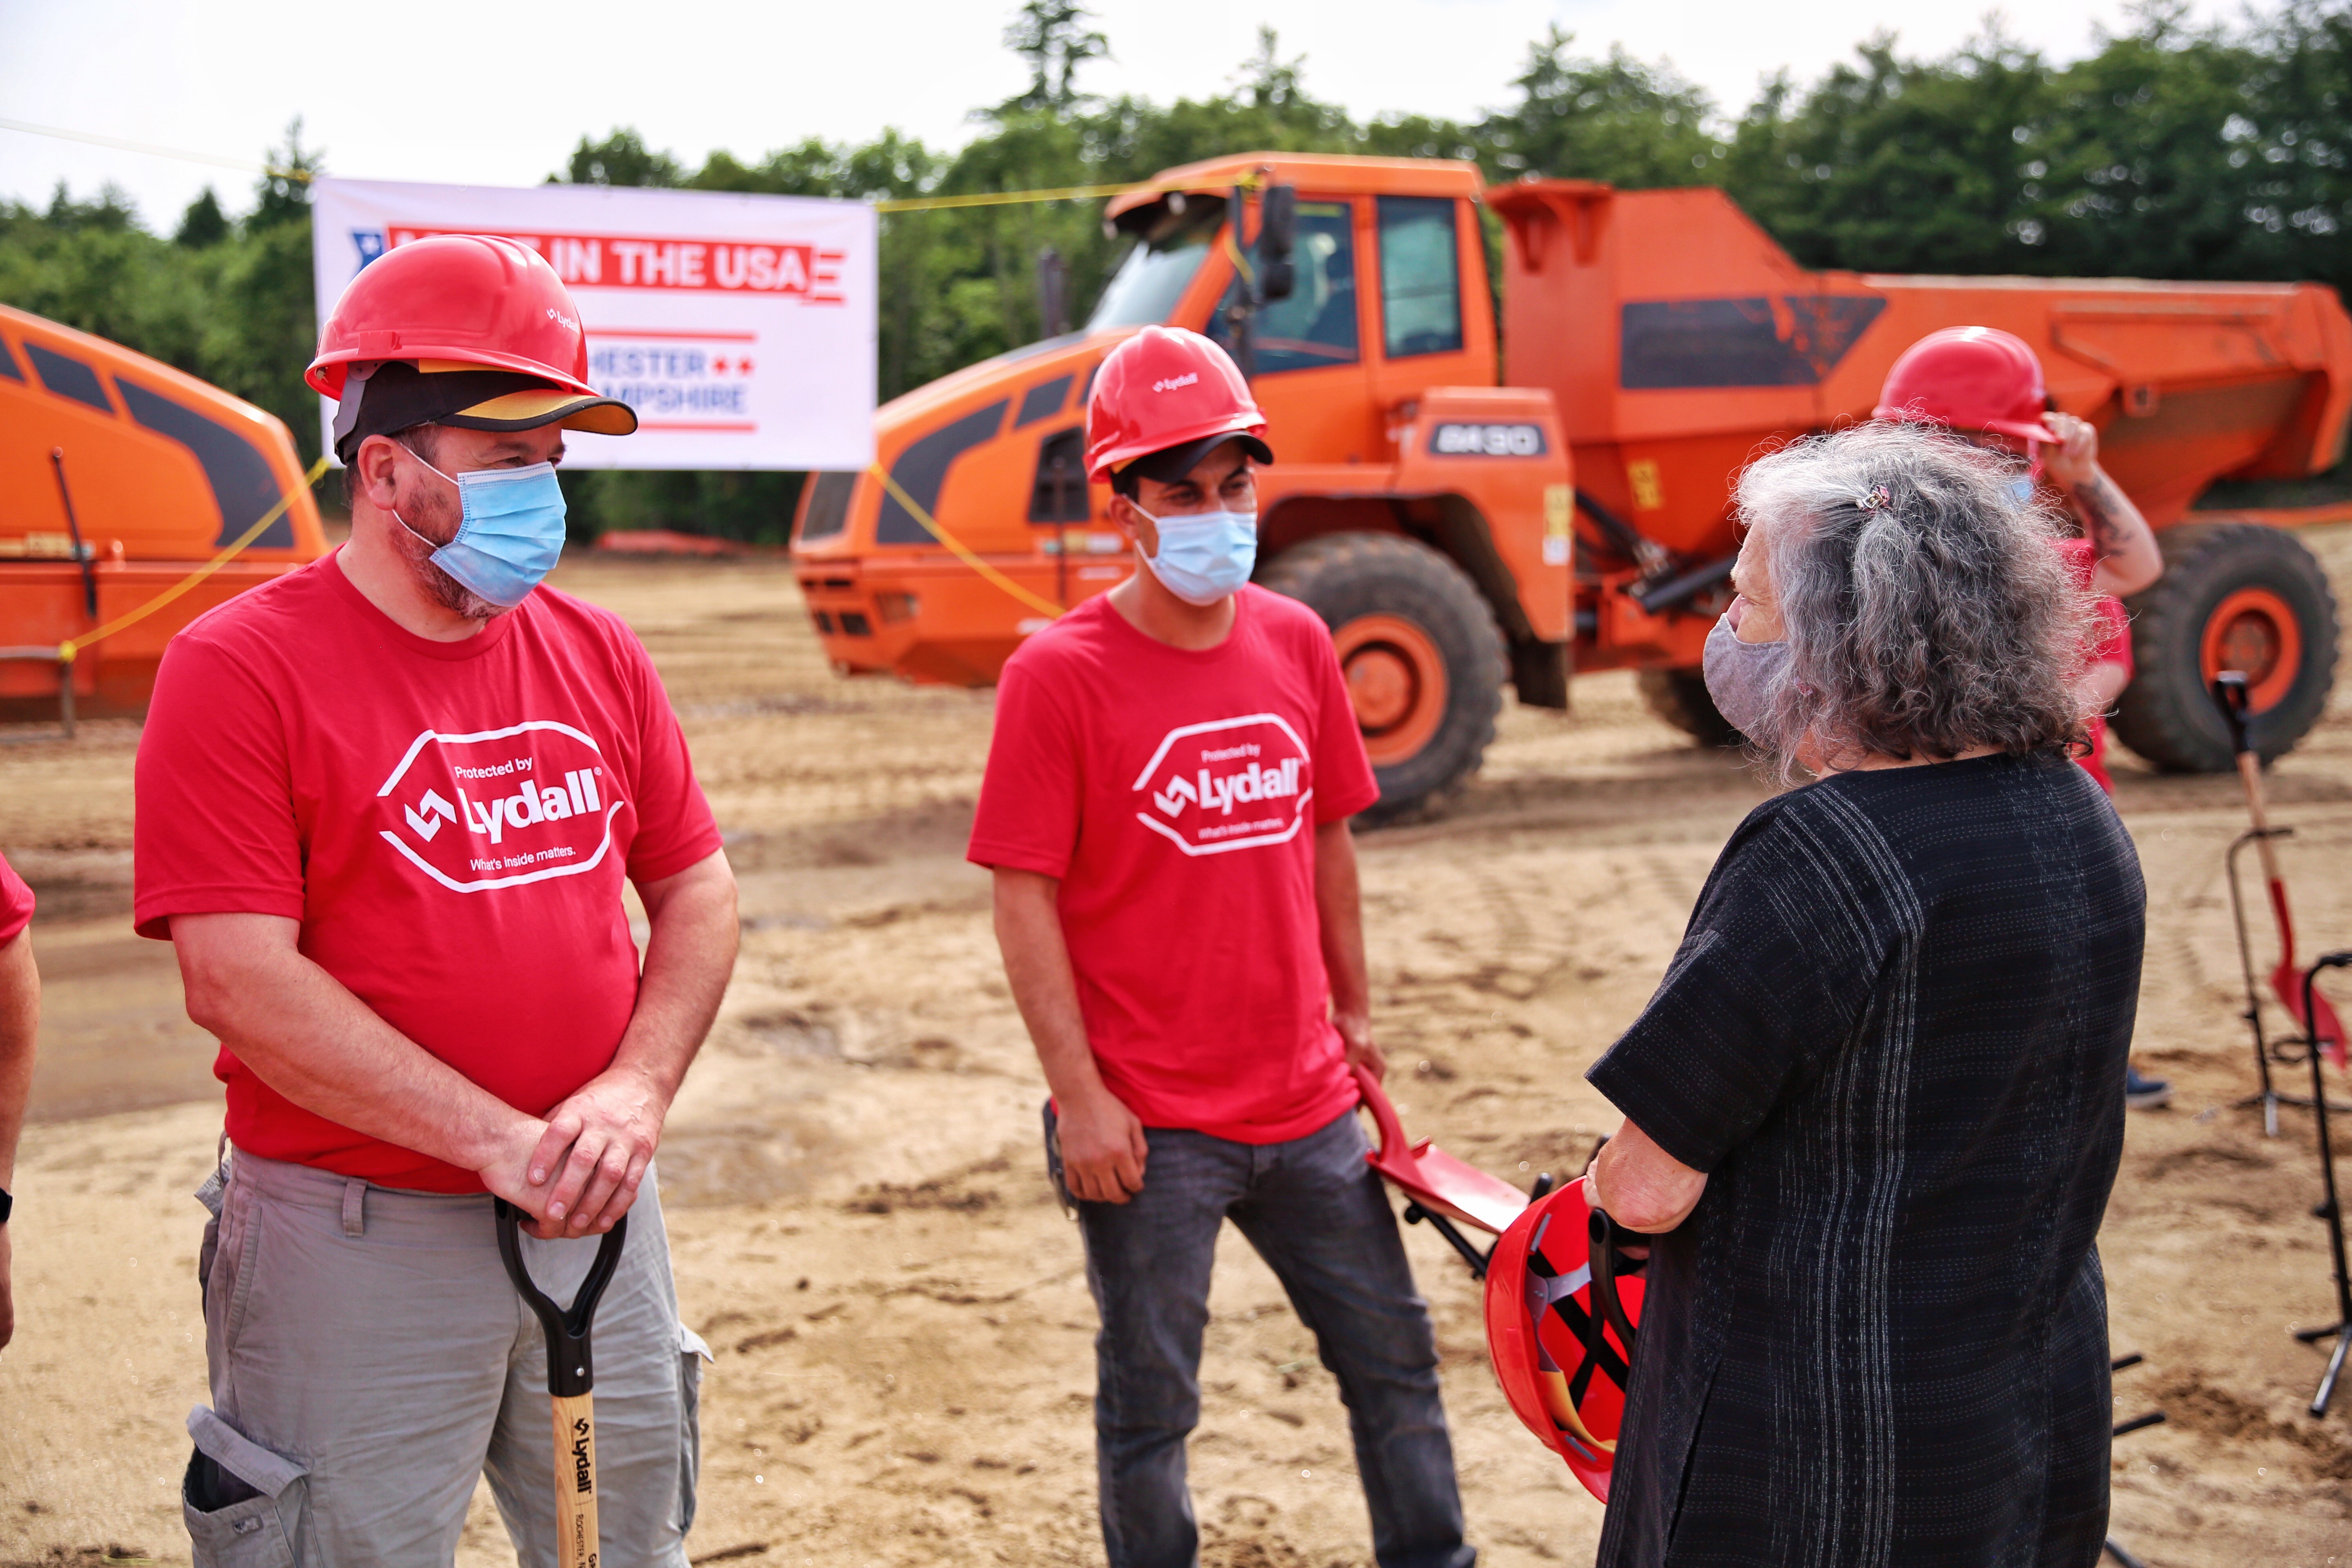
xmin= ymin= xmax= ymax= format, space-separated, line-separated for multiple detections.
xmin=1588 ymin=750 xmax=2144 ymax=1568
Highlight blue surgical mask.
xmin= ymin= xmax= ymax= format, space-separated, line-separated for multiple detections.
xmin=394 ymin=446 xmax=569 ymax=608
xmin=1702 ymin=612 xmax=1788 ymax=740
xmin=1136 ymin=507 xmax=1257 ymax=606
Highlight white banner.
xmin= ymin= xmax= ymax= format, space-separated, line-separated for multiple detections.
xmin=310 ymin=177 xmax=876 ymax=470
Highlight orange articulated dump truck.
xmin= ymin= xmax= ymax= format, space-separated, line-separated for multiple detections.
xmin=1 ymin=303 xmax=328 ymax=719
xmin=791 ymin=154 xmax=2352 ymax=818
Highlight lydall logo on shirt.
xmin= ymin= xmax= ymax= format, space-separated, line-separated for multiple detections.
xmin=375 ymin=720 xmax=624 ymax=893
xmin=1130 ymin=714 xmax=1314 ymax=856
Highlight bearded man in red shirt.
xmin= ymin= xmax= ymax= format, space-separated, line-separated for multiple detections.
xmin=969 ymin=327 xmax=1474 ymax=1568
xmin=134 ymin=237 xmax=737 ymax=1565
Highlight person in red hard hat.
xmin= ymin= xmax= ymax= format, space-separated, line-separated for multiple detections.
xmin=136 ymin=235 xmax=737 ymax=1564
xmin=1875 ymin=325 xmax=2173 ymax=1110
xmin=969 ymin=325 xmax=1474 ymax=1568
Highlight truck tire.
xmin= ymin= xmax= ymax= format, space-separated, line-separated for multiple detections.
xmin=2111 ymin=521 xmax=2339 ymax=771
xmin=1261 ymin=532 xmax=1507 ymax=824
xmin=1637 ymin=666 xmax=1744 ymax=748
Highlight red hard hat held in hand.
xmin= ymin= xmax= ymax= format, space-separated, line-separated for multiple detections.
xmin=1873 ymin=325 xmax=2060 ymax=445
xmin=1484 ymin=1175 xmax=1646 ymax=1504
xmin=307 ymin=235 xmax=598 ymax=400
xmin=1085 ymin=325 xmax=1270 ymax=483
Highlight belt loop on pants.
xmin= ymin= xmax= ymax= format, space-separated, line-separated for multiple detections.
xmin=341 ymin=1178 xmax=365 ymax=1238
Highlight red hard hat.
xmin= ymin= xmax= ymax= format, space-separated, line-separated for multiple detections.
xmin=307 ymin=235 xmax=597 ymax=401
xmin=1085 ymin=325 xmax=1271 ymax=483
xmin=1483 ymin=1176 xmax=1646 ymax=1504
xmin=1873 ymin=326 xmax=2059 ymax=444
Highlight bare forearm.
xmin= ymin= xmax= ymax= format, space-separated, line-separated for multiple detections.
xmin=616 ymin=853 xmax=737 ymax=1102
xmin=993 ymin=877 xmax=1111 ymax=1103
xmin=0 ymin=931 xmax=37 ymax=1190
xmin=1314 ymin=821 xmax=1369 ymax=1022
xmin=2065 ymin=468 xmax=2160 ymax=595
xmin=183 ymin=940 xmax=528 ymax=1172
xmin=992 ymin=868 xmax=1148 ymax=1200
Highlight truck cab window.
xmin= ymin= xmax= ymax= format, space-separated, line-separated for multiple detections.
xmin=1377 ymin=197 xmax=1463 ymax=359
xmin=1086 ymin=199 xmax=1225 ymax=332
xmin=1028 ymin=428 xmax=1089 ymax=523
xmin=795 ymin=471 xmax=858 ymax=543
xmin=1210 ymin=200 xmax=1359 ymax=376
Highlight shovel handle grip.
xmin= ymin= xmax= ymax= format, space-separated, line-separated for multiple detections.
xmin=2213 ymin=671 xmax=2253 ymax=754
xmin=495 ymin=1200 xmax=628 ymax=1399
xmin=1352 ymin=1064 xmax=1408 ymax=1162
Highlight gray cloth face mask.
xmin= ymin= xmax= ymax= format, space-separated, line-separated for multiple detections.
xmin=1702 ymin=612 xmax=1790 ymax=739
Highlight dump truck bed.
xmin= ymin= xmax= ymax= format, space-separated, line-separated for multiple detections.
xmin=0 ymin=304 xmax=328 ymax=711
xmin=1491 ymin=182 xmax=2352 ymax=561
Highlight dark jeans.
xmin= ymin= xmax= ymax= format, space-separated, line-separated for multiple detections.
xmin=1048 ymin=1104 xmax=1474 ymax=1568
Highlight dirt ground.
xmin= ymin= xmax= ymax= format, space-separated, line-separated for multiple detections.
xmin=4 ymin=538 xmax=2351 ymax=1568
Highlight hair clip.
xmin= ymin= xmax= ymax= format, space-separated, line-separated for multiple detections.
xmin=1858 ymin=485 xmax=1892 ymax=512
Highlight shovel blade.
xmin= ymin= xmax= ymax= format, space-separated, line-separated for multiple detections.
xmin=1370 ymin=1141 xmax=1532 ymax=1236
xmin=1354 ymin=1065 xmax=1531 ymax=1236
xmin=2275 ymin=960 xmax=2348 ymax=1069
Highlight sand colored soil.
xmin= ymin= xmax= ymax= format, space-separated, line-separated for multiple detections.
xmin=4 ymin=541 xmax=2352 ymax=1567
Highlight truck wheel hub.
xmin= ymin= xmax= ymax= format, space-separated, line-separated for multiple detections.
xmin=1336 ymin=614 xmax=1449 ymax=766
xmin=1350 ymin=648 xmax=1415 ymax=728
xmin=2200 ymin=587 xmax=2301 ymax=712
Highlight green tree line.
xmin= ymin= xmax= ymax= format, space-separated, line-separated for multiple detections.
xmin=2 ymin=1 xmax=2344 ymax=541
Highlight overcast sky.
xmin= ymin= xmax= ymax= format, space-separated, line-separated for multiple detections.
xmin=3 ymin=0 xmax=2236 ymax=231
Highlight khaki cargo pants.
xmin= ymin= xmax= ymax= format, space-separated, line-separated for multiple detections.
xmin=183 ymin=1149 xmax=712 ymax=1567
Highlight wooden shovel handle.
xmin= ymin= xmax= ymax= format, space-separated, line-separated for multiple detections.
xmin=550 ymin=1391 xmax=599 ymax=1568
xmin=2238 ymin=752 xmax=2285 ymax=884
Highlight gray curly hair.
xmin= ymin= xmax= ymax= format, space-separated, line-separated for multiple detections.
xmin=1734 ymin=420 xmax=2096 ymax=780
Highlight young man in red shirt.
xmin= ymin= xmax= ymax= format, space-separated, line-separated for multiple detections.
xmin=970 ymin=327 xmax=1474 ymax=1568
xmin=135 ymin=236 xmax=737 ymax=1564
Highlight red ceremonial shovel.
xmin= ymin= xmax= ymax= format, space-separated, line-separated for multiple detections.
xmin=2215 ymin=673 xmax=2345 ymax=1069
xmin=1354 ymin=1066 xmax=1531 ymax=1271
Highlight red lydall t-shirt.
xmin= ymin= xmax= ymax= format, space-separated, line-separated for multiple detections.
xmin=0 ymin=851 xmax=33 ymax=944
xmin=133 ymin=550 xmax=722 ymax=1191
xmin=967 ymin=586 xmax=1380 ymax=1143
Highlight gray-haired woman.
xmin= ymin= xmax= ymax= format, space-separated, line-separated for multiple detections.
xmin=1581 ymin=421 xmax=2145 ymax=1567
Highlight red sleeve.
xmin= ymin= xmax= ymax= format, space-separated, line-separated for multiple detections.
xmin=616 ymin=628 xmax=724 ymax=886
xmin=0 ymin=852 xmax=33 ymax=944
xmin=133 ymin=634 xmax=307 ymax=939
xmin=967 ymin=653 xmax=1083 ymax=878
xmin=1307 ymin=624 xmax=1380 ymax=823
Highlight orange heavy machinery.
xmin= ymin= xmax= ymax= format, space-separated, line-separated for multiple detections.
xmin=791 ymin=154 xmax=2352 ymax=817
xmin=1 ymin=304 xmax=328 ymax=720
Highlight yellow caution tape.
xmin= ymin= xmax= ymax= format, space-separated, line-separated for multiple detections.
xmin=866 ymin=464 xmax=1067 ymax=619
xmin=59 ymin=455 xmax=330 ymax=663
xmin=875 ymin=182 xmax=1155 ymax=214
